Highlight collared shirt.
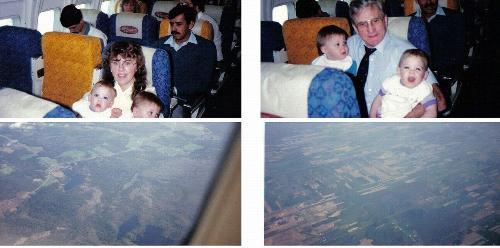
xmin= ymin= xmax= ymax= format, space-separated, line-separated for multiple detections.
xmin=415 ymin=5 xmax=446 ymax=22
xmin=198 ymin=11 xmax=223 ymax=61
xmin=348 ymin=32 xmax=437 ymax=110
xmin=164 ymin=32 xmax=198 ymax=51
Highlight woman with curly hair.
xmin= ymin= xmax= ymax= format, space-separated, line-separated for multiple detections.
xmin=73 ymin=41 xmax=155 ymax=118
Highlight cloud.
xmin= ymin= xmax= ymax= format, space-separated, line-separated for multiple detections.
xmin=9 ymin=122 xmax=33 ymax=129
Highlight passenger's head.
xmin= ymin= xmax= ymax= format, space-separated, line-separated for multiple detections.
xmin=349 ymin=0 xmax=387 ymax=48
xmin=416 ymin=0 xmax=438 ymax=19
xmin=131 ymin=91 xmax=162 ymax=118
xmin=103 ymin=41 xmax=147 ymax=98
xmin=60 ymin=4 xmax=84 ymax=34
xmin=397 ymin=49 xmax=429 ymax=88
xmin=88 ymin=80 xmax=116 ymax=112
xmin=316 ymin=25 xmax=350 ymax=60
xmin=179 ymin=0 xmax=205 ymax=12
xmin=121 ymin=0 xmax=140 ymax=13
xmin=168 ymin=4 xmax=197 ymax=44
xmin=296 ymin=0 xmax=323 ymax=18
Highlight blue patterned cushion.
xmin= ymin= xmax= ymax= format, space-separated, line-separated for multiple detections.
xmin=408 ymin=16 xmax=431 ymax=57
xmin=0 ymin=26 xmax=42 ymax=93
xmin=44 ymin=106 xmax=76 ymax=118
xmin=308 ymin=68 xmax=360 ymax=117
xmin=152 ymin=48 xmax=171 ymax=117
xmin=109 ymin=13 xmax=159 ymax=47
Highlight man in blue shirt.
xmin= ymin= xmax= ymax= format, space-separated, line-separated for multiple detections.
xmin=347 ymin=0 xmax=445 ymax=117
xmin=158 ymin=4 xmax=216 ymax=117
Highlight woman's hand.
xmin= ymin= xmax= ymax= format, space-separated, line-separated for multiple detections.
xmin=111 ymin=108 xmax=122 ymax=118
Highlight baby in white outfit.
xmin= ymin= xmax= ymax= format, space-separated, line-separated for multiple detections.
xmin=370 ymin=49 xmax=437 ymax=118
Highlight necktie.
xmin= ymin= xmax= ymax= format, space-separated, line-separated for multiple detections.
xmin=354 ymin=46 xmax=376 ymax=117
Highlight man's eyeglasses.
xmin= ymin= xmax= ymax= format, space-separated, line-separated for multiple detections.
xmin=355 ymin=16 xmax=384 ymax=29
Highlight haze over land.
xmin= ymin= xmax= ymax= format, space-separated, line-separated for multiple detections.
xmin=265 ymin=123 xmax=499 ymax=245
xmin=0 ymin=122 xmax=235 ymax=245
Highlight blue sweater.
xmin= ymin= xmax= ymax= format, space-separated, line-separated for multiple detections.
xmin=158 ymin=34 xmax=216 ymax=101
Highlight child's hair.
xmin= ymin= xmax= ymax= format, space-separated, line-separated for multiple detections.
xmin=316 ymin=25 xmax=349 ymax=55
xmin=92 ymin=80 xmax=117 ymax=97
xmin=131 ymin=91 xmax=163 ymax=111
xmin=399 ymin=49 xmax=429 ymax=70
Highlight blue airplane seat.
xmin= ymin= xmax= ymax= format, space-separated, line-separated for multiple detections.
xmin=0 ymin=26 xmax=42 ymax=94
xmin=261 ymin=21 xmax=285 ymax=62
xmin=109 ymin=12 xmax=159 ymax=47
xmin=81 ymin=9 xmax=111 ymax=37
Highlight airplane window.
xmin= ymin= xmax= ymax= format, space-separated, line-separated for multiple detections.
xmin=0 ymin=18 xmax=13 ymax=27
xmin=75 ymin=4 xmax=88 ymax=9
xmin=272 ymin=4 xmax=288 ymax=25
xmin=0 ymin=122 xmax=239 ymax=245
xmin=37 ymin=9 xmax=55 ymax=34
xmin=101 ymin=0 xmax=111 ymax=15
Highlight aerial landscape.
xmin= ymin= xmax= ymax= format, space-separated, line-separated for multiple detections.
xmin=265 ymin=123 xmax=499 ymax=245
xmin=0 ymin=122 xmax=236 ymax=245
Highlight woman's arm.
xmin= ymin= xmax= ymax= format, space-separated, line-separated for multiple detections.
xmin=369 ymin=95 xmax=382 ymax=118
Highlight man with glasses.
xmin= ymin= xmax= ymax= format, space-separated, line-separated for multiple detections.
xmin=60 ymin=4 xmax=107 ymax=46
xmin=347 ymin=0 xmax=445 ymax=117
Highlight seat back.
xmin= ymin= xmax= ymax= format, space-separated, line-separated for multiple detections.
xmin=42 ymin=32 xmax=102 ymax=107
xmin=317 ymin=0 xmax=350 ymax=18
xmin=205 ymin=5 xmax=224 ymax=25
xmin=140 ymin=45 xmax=171 ymax=117
xmin=0 ymin=87 xmax=75 ymax=118
xmin=404 ymin=0 xmax=459 ymax=16
xmin=109 ymin=12 xmax=159 ymax=46
xmin=159 ymin=18 xmax=213 ymax=40
xmin=283 ymin=17 xmax=350 ymax=64
xmin=150 ymin=0 xmax=177 ymax=20
xmin=261 ymin=63 xmax=360 ymax=118
xmin=261 ymin=21 xmax=285 ymax=62
xmin=0 ymin=26 xmax=42 ymax=94
xmin=387 ymin=16 xmax=431 ymax=56
xmin=81 ymin=9 xmax=110 ymax=37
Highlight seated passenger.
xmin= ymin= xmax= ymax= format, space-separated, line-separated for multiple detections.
xmin=157 ymin=4 xmax=216 ymax=116
xmin=72 ymin=80 xmax=116 ymax=118
xmin=73 ymin=41 xmax=154 ymax=118
xmin=296 ymin=0 xmax=329 ymax=18
xmin=411 ymin=0 xmax=465 ymax=111
xmin=60 ymin=4 xmax=107 ymax=45
xmin=131 ymin=91 xmax=162 ymax=118
xmin=121 ymin=0 xmax=140 ymax=13
xmin=312 ymin=25 xmax=357 ymax=76
xmin=370 ymin=49 xmax=437 ymax=118
xmin=181 ymin=0 xmax=223 ymax=62
xmin=121 ymin=0 xmax=147 ymax=13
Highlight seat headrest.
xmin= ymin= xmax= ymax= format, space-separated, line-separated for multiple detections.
xmin=283 ymin=17 xmax=350 ymax=64
xmin=205 ymin=5 xmax=224 ymax=24
xmin=150 ymin=1 xmax=178 ymax=21
xmin=109 ymin=12 xmax=159 ymax=46
xmin=387 ymin=17 xmax=410 ymax=41
xmin=0 ymin=26 xmax=42 ymax=56
xmin=81 ymin=9 xmax=110 ymax=36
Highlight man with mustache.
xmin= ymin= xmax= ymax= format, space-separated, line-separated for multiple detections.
xmin=411 ymin=0 xmax=465 ymax=114
xmin=158 ymin=3 xmax=216 ymax=117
